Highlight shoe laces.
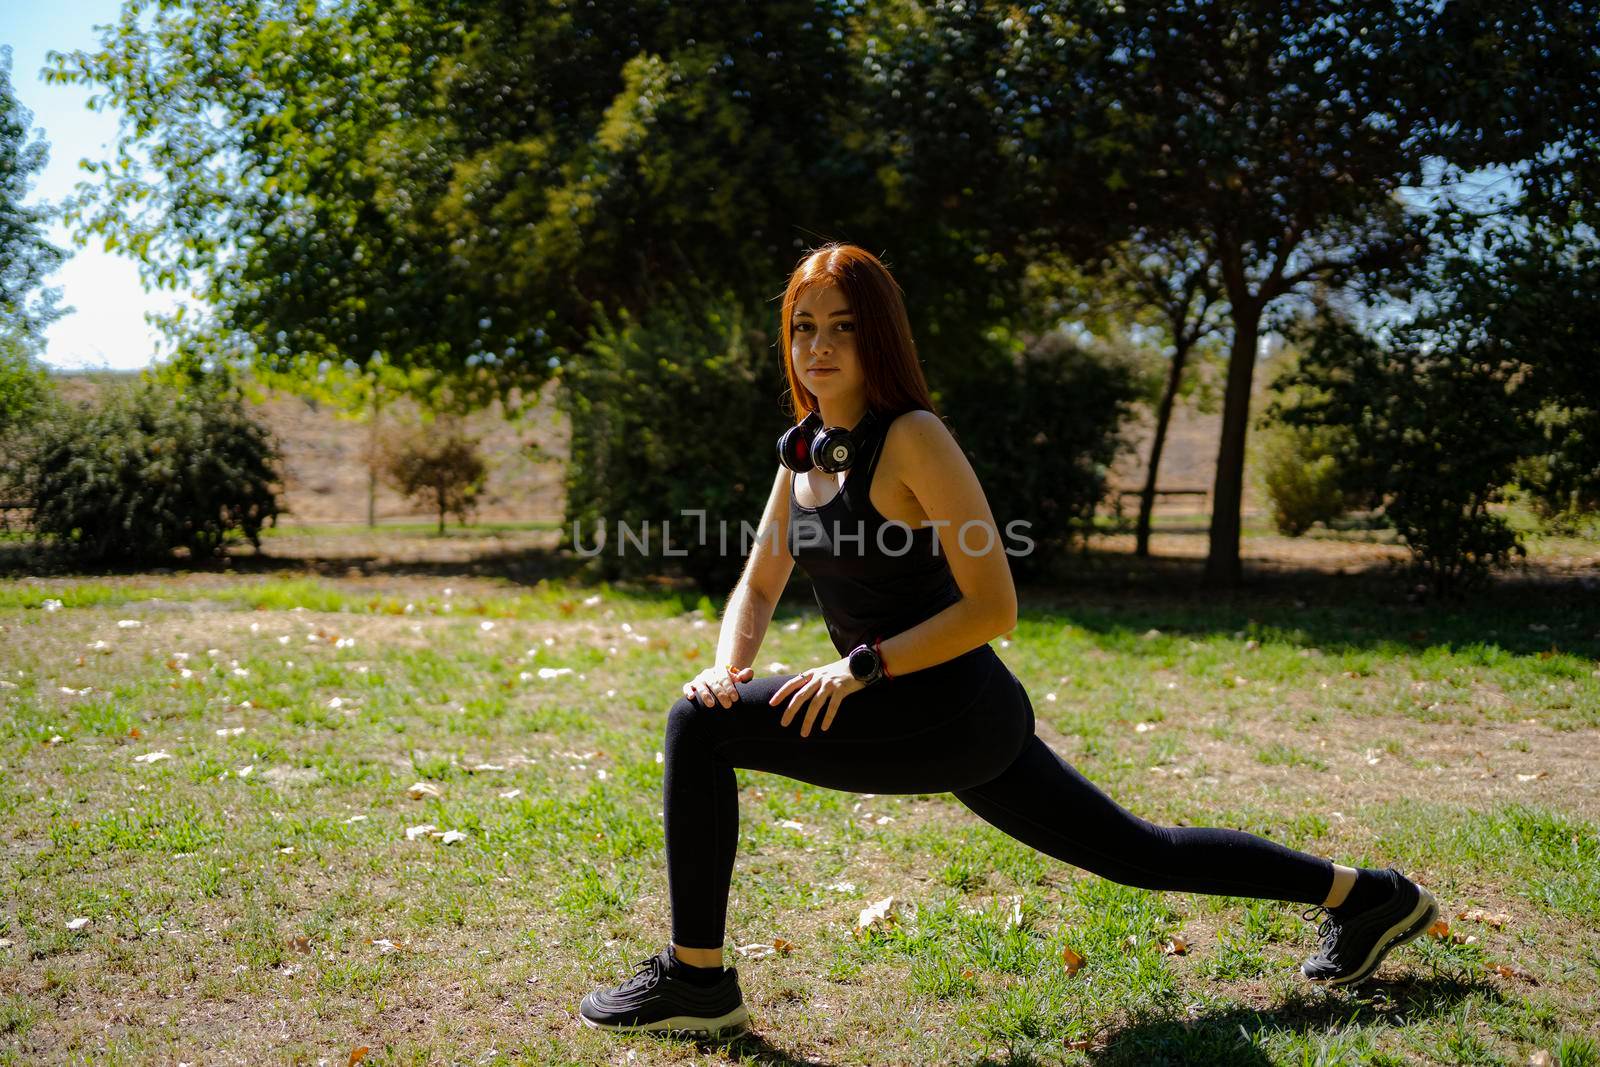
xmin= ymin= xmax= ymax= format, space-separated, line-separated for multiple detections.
xmin=617 ymin=952 xmax=668 ymax=994
xmin=1302 ymin=905 xmax=1344 ymax=961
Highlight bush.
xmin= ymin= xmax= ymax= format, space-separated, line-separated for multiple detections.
xmin=20 ymin=373 xmax=282 ymax=563
xmin=377 ymin=424 xmax=488 ymax=534
xmin=558 ymin=285 xmax=785 ymax=591
xmin=1272 ymin=317 xmax=1529 ymax=593
xmin=1255 ymin=422 xmax=1351 ymax=537
xmin=942 ymin=328 xmax=1147 ymax=579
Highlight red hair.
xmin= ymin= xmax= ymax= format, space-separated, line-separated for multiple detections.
xmin=778 ymin=243 xmax=938 ymax=426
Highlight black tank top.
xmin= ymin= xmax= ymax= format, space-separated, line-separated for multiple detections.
xmin=785 ymin=410 xmax=962 ymax=656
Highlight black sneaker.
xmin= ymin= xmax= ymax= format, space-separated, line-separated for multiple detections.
xmin=1301 ymin=868 xmax=1439 ymax=986
xmin=578 ymin=949 xmax=750 ymax=1037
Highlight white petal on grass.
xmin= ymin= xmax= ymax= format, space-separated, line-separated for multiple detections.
xmin=439 ymin=830 xmax=467 ymax=845
xmin=479 ymin=621 xmax=495 ymax=632
xmin=343 ymin=815 xmax=368 ymax=824
xmin=238 ymin=765 xmax=255 ymax=778
xmin=404 ymin=823 xmax=438 ymax=841
xmin=43 ymin=599 xmax=63 ymax=611
xmin=277 ymin=635 xmax=290 ymax=645
xmin=66 ymin=917 xmax=91 ymax=930
xmin=536 ymin=667 xmax=573 ymax=680
xmin=117 ymin=619 xmax=141 ymax=629
xmin=88 ymin=640 xmax=110 ymax=653
xmin=215 ymin=727 xmax=246 ymax=737
xmin=733 ymin=942 xmax=776 ymax=959
xmin=499 ymin=789 xmax=522 ymax=800
xmin=767 ymin=662 xmax=790 ymax=673
xmin=406 ymin=782 xmax=442 ymax=800
xmin=370 ymin=938 xmax=401 ymax=952
xmin=326 ymin=697 xmax=344 ymax=709
xmin=583 ymin=594 xmax=602 ymax=606
xmin=133 ymin=751 xmax=173 ymax=764
xmin=777 ymin=819 xmax=804 ymax=832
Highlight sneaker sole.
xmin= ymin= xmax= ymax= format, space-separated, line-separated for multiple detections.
xmin=579 ymin=1003 xmax=750 ymax=1038
xmin=1315 ymin=885 xmax=1440 ymax=987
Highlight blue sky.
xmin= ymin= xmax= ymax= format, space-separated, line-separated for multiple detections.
xmin=5 ymin=1 xmax=189 ymax=371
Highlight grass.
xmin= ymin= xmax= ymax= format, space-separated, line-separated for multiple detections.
xmin=1 ymin=535 xmax=1597 ymax=1064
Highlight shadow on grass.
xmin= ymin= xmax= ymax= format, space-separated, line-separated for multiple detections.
xmin=1085 ymin=973 xmax=1501 ymax=1066
xmin=4 ymin=533 xmax=1596 ymax=659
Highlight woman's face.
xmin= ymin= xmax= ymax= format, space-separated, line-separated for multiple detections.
xmin=790 ymin=283 xmax=863 ymax=404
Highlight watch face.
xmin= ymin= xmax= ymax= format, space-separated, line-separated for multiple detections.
xmin=849 ymin=646 xmax=877 ymax=680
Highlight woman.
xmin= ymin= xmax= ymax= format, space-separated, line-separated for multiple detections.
xmin=578 ymin=243 xmax=1438 ymax=1038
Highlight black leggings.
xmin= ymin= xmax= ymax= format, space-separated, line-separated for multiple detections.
xmin=663 ymin=644 xmax=1335 ymax=949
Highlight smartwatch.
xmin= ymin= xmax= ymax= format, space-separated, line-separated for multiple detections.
xmin=848 ymin=641 xmax=886 ymax=686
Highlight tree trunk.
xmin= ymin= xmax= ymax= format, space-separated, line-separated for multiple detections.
xmin=1136 ymin=341 xmax=1190 ymax=557
xmin=1205 ymin=300 xmax=1262 ymax=586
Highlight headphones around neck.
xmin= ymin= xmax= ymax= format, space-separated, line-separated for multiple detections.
xmin=777 ymin=409 xmax=879 ymax=474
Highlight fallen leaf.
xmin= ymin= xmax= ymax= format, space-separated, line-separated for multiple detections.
xmin=1529 ymin=1051 xmax=1556 ymax=1066
xmin=288 ymin=935 xmax=311 ymax=953
xmin=855 ymin=896 xmax=897 ymax=938
xmin=406 ymin=782 xmax=442 ymax=800
xmin=1490 ymin=962 xmax=1538 ymax=985
xmin=1062 ymin=945 xmax=1085 ymax=976
xmin=348 ymin=1047 xmax=371 ymax=1067
xmin=1428 ymin=919 xmax=1451 ymax=939
xmin=734 ymin=942 xmax=776 ymax=959
xmin=1162 ymin=935 xmax=1188 ymax=956
xmin=1457 ymin=908 xmax=1511 ymax=928
xmin=773 ymin=937 xmax=796 ymax=954
xmin=1515 ymin=772 xmax=1549 ymax=783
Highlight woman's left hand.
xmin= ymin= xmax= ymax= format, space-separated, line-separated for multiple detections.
xmin=768 ymin=658 xmax=864 ymax=737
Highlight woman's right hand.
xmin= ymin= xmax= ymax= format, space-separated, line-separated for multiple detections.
xmin=684 ymin=664 xmax=755 ymax=708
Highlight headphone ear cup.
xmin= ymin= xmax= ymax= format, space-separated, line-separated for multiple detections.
xmin=812 ymin=426 xmax=857 ymax=473
xmin=777 ymin=412 xmax=823 ymax=472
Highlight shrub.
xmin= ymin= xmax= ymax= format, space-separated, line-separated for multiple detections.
xmin=1255 ymin=422 xmax=1352 ymax=537
xmin=377 ymin=424 xmax=488 ymax=534
xmin=943 ymin=327 xmax=1147 ymax=579
xmin=558 ymin=285 xmax=784 ymax=591
xmin=21 ymin=373 xmax=282 ymax=563
xmin=1272 ymin=317 xmax=1529 ymax=593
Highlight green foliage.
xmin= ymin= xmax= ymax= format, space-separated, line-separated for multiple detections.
xmin=20 ymin=374 xmax=283 ymax=563
xmin=377 ymin=423 xmax=487 ymax=535
xmin=558 ymin=286 xmax=784 ymax=591
xmin=1255 ymin=355 xmax=1358 ymax=537
xmin=945 ymin=329 xmax=1147 ymax=578
xmin=1273 ymin=317 xmax=1529 ymax=593
xmin=0 ymin=335 xmax=52 ymax=440
xmin=0 ymin=46 xmax=67 ymax=351
xmin=1255 ymin=421 xmax=1353 ymax=537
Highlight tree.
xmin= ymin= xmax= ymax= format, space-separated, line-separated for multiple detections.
xmin=378 ymin=424 xmax=487 ymax=535
xmin=883 ymin=2 xmax=1600 ymax=583
xmin=1 ymin=45 xmax=67 ymax=353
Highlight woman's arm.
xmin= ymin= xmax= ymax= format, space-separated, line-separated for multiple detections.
xmin=875 ymin=411 xmax=1018 ymax=677
xmin=715 ymin=464 xmax=797 ymax=668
